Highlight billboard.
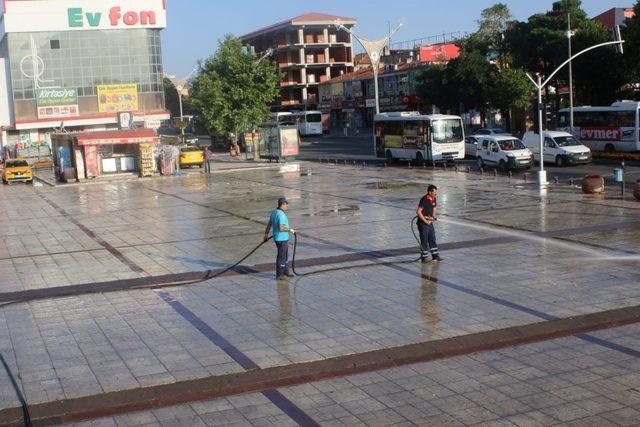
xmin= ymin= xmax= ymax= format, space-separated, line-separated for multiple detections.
xmin=97 ymin=84 xmax=139 ymax=113
xmin=419 ymin=44 xmax=461 ymax=63
xmin=36 ymin=87 xmax=79 ymax=119
xmin=3 ymin=0 xmax=167 ymax=33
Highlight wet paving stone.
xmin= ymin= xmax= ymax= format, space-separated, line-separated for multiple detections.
xmin=0 ymin=163 xmax=639 ymax=424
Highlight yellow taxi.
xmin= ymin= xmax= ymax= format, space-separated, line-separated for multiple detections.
xmin=2 ymin=159 xmax=33 ymax=184
xmin=179 ymin=145 xmax=204 ymax=168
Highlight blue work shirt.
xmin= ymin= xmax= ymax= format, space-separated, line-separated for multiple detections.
xmin=269 ymin=209 xmax=290 ymax=242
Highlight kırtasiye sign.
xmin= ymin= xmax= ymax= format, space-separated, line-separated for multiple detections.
xmin=35 ymin=87 xmax=80 ymax=119
xmin=3 ymin=0 xmax=167 ymax=33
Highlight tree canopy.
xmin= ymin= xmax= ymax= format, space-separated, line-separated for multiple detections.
xmin=190 ymin=35 xmax=280 ymax=141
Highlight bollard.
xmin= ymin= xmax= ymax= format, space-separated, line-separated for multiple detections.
xmin=569 ymin=178 xmax=574 ymax=187
xmin=454 ymin=165 xmax=458 ymax=172
xmin=432 ymin=161 xmax=436 ymax=169
xmin=362 ymin=162 xmax=366 ymax=169
xmin=384 ymin=162 xmax=387 ymax=168
xmin=467 ymin=165 xmax=471 ymax=173
xmin=554 ymin=176 xmax=559 ymax=184
xmin=408 ymin=161 xmax=412 ymax=168
xmin=353 ymin=161 xmax=357 ymax=167
xmin=423 ymin=161 xmax=427 ymax=168
xmin=508 ymin=171 xmax=512 ymax=179
xmin=344 ymin=160 xmax=348 ymax=166
xmin=493 ymin=169 xmax=498 ymax=176
xmin=443 ymin=163 xmax=447 ymax=171
xmin=523 ymin=173 xmax=527 ymax=182
xmin=480 ymin=167 xmax=484 ymax=175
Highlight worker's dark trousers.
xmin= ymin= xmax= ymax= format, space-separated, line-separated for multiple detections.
xmin=275 ymin=240 xmax=289 ymax=276
xmin=418 ymin=222 xmax=440 ymax=260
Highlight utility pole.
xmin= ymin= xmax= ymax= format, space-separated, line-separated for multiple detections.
xmin=567 ymin=14 xmax=575 ymax=135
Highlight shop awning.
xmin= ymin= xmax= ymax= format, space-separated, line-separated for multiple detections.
xmin=75 ymin=129 xmax=159 ymax=146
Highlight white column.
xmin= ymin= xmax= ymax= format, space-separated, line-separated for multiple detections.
xmin=302 ymin=87 xmax=308 ymax=103
xmin=299 ymin=48 xmax=305 ymax=65
xmin=300 ymin=67 xmax=307 ymax=84
xmin=325 ymin=66 xmax=331 ymax=81
xmin=298 ymin=28 xmax=304 ymax=44
xmin=324 ymin=47 xmax=330 ymax=64
xmin=323 ymin=28 xmax=328 ymax=43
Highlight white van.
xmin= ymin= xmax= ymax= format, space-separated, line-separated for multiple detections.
xmin=522 ymin=131 xmax=591 ymax=167
xmin=476 ymin=135 xmax=533 ymax=171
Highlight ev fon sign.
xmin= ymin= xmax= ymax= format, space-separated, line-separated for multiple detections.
xmin=68 ymin=6 xmax=157 ymax=28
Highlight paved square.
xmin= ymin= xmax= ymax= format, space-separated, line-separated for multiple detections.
xmin=1 ymin=162 xmax=639 ymax=425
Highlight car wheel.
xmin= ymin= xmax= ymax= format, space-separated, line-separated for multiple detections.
xmin=555 ymin=156 xmax=564 ymax=167
xmin=605 ymin=144 xmax=615 ymax=152
xmin=477 ymin=157 xmax=484 ymax=168
xmin=26 ymin=180 xmax=33 ymax=184
xmin=385 ymin=150 xmax=394 ymax=164
xmin=498 ymin=159 xmax=507 ymax=172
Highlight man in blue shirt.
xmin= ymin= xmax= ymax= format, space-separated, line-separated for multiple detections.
xmin=264 ymin=197 xmax=296 ymax=279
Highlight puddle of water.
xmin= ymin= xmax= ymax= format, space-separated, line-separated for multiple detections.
xmin=364 ymin=181 xmax=411 ymax=190
xmin=303 ymin=204 xmax=361 ymax=217
xmin=438 ymin=216 xmax=605 ymax=257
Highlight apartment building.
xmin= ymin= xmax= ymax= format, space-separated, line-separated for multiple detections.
xmin=241 ymin=12 xmax=356 ymax=108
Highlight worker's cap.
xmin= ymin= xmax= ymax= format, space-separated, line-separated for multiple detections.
xmin=277 ymin=197 xmax=288 ymax=206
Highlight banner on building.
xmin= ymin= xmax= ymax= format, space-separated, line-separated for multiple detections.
xmin=36 ymin=87 xmax=79 ymax=119
xmin=97 ymin=84 xmax=139 ymax=113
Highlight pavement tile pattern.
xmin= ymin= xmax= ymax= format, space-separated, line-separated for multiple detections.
xmin=1 ymin=162 xmax=639 ymax=424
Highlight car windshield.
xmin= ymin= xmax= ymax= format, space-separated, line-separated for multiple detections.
xmin=498 ymin=139 xmax=525 ymax=150
xmin=490 ymin=128 xmax=509 ymax=134
xmin=554 ymin=136 xmax=582 ymax=147
xmin=432 ymin=119 xmax=463 ymax=143
xmin=306 ymin=114 xmax=322 ymax=123
xmin=6 ymin=160 xmax=28 ymax=167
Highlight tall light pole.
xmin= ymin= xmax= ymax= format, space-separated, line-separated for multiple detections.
xmin=172 ymin=67 xmax=199 ymax=121
xmin=526 ymin=36 xmax=624 ymax=185
xmin=566 ymin=14 xmax=575 ymax=135
xmin=334 ymin=20 xmax=403 ymax=115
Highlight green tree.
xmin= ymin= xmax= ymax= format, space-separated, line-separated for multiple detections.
xmin=190 ymin=35 xmax=280 ymax=153
xmin=506 ymin=0 xmax=624 ymax=106
xmin=476 ymin=3 xmax=513 ymax=62
xmin=415 ymin=64 xmax=454 ymax=112
xmin=486 ymin=67 xmax=532 ymax=131
xmin=620 ymin=1 xmax=640 ymax=98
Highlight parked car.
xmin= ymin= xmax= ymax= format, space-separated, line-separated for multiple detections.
xmin=2 ymin=158 xmax=33 ymax=184
xmin=475 ymin=128 xmax=511 ymax=136
xmin=179 ymin=145 xmax=204 ymax=168
xmin=465 ymin=136 xmax=480 ymax=158
xmin=522 ymin=131 xmax=591 ymax=167
xmin=476 ymin=135 xmax=533 ymax=171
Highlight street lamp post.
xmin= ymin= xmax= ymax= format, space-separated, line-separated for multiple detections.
xmin=526 ymin=37 xmax=624 ymax=185
xmin=334 ymin=21 xmax=402 ymax=115
xmin=566 ymin=14 xmax=575 ymax=135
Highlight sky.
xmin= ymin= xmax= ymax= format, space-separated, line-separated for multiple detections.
xmin=162 ymin=0 xmax=633 ymax=76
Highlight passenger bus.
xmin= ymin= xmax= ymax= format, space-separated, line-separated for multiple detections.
xmin=293 ymin=111 xmax=323 ymax=136
xmin=557 ymin=101 xmax=640 ymax=152
xmin=374 ymin=112 xmax=465 ymax=162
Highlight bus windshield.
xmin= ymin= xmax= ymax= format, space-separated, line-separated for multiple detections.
xmin=431 ymin=119 xmax=463 ymax=143
xmin=306 ymin=114 xmax=322 ymax=123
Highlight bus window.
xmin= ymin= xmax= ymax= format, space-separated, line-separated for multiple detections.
xmin=385 ymin=121 xmax=402 ymax=136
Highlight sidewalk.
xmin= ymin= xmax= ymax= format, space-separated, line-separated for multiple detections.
xmin=33 ymin=155 xmax=280 ymax=187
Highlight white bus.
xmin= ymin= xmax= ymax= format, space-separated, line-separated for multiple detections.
xmin=374 ymin=112 xmax=465 ymax=162
xmin=293 ymin=111 xmax=323 ymax=136
xmin=557 ymin=101 xmax=640 ymax=152
xmin=270 ymin=112 xmax=296 ymax=124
